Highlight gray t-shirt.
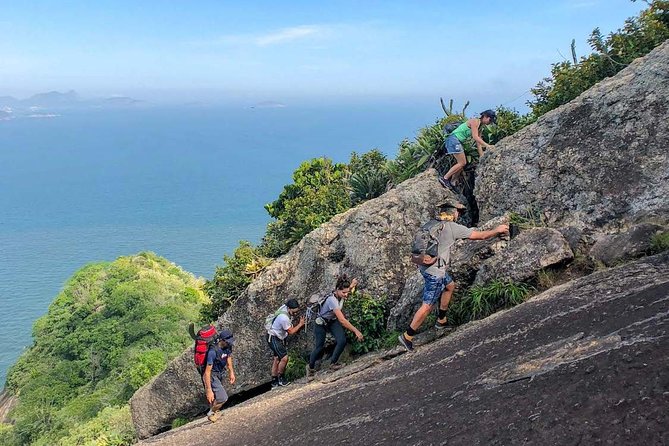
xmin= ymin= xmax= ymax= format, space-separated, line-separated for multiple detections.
xmin=268 ymin=306 xmax=293 ymax=340
xmin=319 ymin=293 xmax=343 ymax=320
xmin=421 ymin=221 xmax=474 ymax=277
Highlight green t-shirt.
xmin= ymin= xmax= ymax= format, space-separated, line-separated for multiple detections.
xmin=451 ymin=120 xmax=472 ymax=143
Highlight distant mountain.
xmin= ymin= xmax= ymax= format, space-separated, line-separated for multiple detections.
xmin=23 ymin=90 xmax=79 ymax=106
xmin=0 ymin=96 xmax=19 ymax=107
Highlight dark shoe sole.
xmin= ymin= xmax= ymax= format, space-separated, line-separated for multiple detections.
xmin=398 ymin=334 xmax=414 ymax=352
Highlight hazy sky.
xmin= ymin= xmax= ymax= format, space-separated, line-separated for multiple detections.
xmin=0 ymin=0 xmax=646 ymax=107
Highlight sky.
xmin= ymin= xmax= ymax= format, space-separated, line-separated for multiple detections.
xmin=0 ymin=0 xmax=647 ymax=108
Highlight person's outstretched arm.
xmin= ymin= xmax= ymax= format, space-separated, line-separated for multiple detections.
xmin=469 ymin=224 xmax=509 ymax=240
xmin=334 ymin=308 xmax=364 ymax=341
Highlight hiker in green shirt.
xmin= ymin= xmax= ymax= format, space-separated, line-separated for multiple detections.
xmin=439 ymin=109 xmax=497 ymax=190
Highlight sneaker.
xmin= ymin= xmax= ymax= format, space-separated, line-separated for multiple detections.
xmin=278 ymin=376 xmax=290 ymax=386
xmin=329 ymin=363 xmax=344 ymax=371
xmin=438 ymin=176 xmax=450 ymax=189
xmin=398 ymin=334 xmax=414 ymax=352
xmin=271 ymin=377 xmax=279 ymax=389
xmin=305 ymin=364 xmax=316 ymax=382
xmin=207 ymin=411 xmax=220 ymax=423
xmin=434 ymin=319 xmax=451 ymax=330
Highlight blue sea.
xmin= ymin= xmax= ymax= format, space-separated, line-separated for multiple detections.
xmin=0 ymin=100 xmax=440 ymax=385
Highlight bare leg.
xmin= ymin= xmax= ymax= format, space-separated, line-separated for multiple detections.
xmin=437 ymin=282 xmax=456 ymax=324
xmin=271 ymin=357 xmax=279 ymax=377
xmin=409 ymin=303 xmax=435 ymax=332
xmin=444 ymin=152 xmax=467 ymax=181
xmin=277 ymin=356 xmax=289 ymax=375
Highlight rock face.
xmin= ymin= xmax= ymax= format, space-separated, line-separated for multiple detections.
xmin=130 ymin=170 xmax=461 ymax=438
xmin=474 ymin=228 xmax=574 ymax=284
xmin=476 ymin=41 xmax=669 ymax=231
xmin=139 ymin=253 xmax=669 ymax=446
xmin=589 ymin=223 xmax=666 ymax=266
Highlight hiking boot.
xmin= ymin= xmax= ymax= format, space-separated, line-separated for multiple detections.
xmin=330 ymin=363 xmax=344 ymax=371
xmin=207 ymin=411 xmax=220 ymax=423
xmin=271 ymin=377 xmax=279 ymax=389
xmin=434 ymin=319 xmax=452 ymax=330
xmin=278 ymin=376 xmax=290 ymax=387
xmin=305 ymin=365 xmax=316 ymax=382
xmin=398 ymin=334 xmax=414 ymax=352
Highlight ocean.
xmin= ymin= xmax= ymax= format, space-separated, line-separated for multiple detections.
xmin=0 ymin=100 xmax=440 ymax=385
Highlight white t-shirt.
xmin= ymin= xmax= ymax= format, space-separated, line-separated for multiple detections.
xmin=268 ymin=306 xmax=293 ymax=340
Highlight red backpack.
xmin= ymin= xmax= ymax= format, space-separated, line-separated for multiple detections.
xmin=188 ymin=323 xmax=218 ymax=371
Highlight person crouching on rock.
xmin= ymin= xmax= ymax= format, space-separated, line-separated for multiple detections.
xmin=267 ymin=299 xmax=305 ymax=388
xmin=399 ymin=201 xmax=508 ymax=352
xmin=439 ymin=109 xmax=497 ymax=190
xmin=306 ymin=276 xmax=364 ymax=380
xmin=203 ymin=329 xmax=236 ymax=423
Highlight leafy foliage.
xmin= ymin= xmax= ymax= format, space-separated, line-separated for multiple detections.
xmin=263 ymin=157 xmax=351 ymax=256
xmin=529 ymin=0 xmax=669 ymax=116
xmin=650 ymin=231 xmax=669 ymax=253
xmin=201 ymin=241 xmax=271 ymax=320
xmin=343 ymin=292 xmax=388 ymax=354
xmin=348 ymin=149 xmax=390 ymax=204
xmin=3 ymin=253 xmax=205 ymax=446
xmin=448 ymin=280 xmax=533 ymax=325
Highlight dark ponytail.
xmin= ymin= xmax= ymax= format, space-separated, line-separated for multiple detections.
xmin=335 ymin=274 xmax=352 ymax=290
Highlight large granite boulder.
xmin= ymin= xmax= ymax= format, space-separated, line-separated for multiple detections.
xmin=476 ymin=41 xmax=669 ymax=230
xmin=474 ymin=228 xmax=574 ymax=284
xmin=138 ymin=252 xmax=669 ymax=446
xmin=589 ymin=223 xmax=666 ymax=266
xmin=130 ymin=169 xmax=460 ymax=438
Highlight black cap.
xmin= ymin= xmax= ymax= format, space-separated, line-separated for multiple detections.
xmin=217 ymin=329 xmax=235 ymax=346
xmin=286 ymin=299 xmax=299 ymax=309
xmin=481 ymin=109 xmax=497 ymax=124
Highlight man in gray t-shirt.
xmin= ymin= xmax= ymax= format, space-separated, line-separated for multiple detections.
xmin=267 ymin=299 xmax=305 ymax=387
xmin=399 ymin=201 xmax=508 ymax=352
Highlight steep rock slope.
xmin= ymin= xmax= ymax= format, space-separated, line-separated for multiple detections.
xmin=476 ymin=41 xmax=669 ymax=230
xmin=141 ymin=253 xmax=669 ymax=446
xmin=130 ymin=170 xmax=458 ymax=438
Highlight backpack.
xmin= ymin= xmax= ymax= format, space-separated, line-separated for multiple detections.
xmin=188 ymin=323 xmax=218 ymax=369
xmin=305 ymin=292 xmax=331 ymax=324
xmin=410 ymin=219 xmax=446 ymax=266
xmin=264 ymin=305 xmax=289 ymax=332
xmin=443 ymin=121 xmax=464 ymax=136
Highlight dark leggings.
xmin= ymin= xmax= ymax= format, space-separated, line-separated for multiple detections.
xmin=309 ymin=319 xmax=347 ymax=369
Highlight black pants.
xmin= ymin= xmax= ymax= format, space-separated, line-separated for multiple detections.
xmin=309 ymin=319 xmax=346 ymax=369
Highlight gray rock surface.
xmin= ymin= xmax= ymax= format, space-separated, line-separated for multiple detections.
xmin=131 ymin=169 xmax=461 ymax=438
xmin=475 ymin=228 xmax=574 ymax=284
xmin=589 ymin=223 xmax=666 ymax=266
xmin=139 ymin=253 xmax=669 ymax=446
xmin=476 ymin=41 xmax=669 ymax=230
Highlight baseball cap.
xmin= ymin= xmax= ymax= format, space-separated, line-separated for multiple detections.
xmin=217 ymin=329 xmax=235 ymax=346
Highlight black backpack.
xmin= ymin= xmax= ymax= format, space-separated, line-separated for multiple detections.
xmin=443 ymin=121 xmax=464 ymax=135
xmin=410 ymin=219 xmax=445 ymax=266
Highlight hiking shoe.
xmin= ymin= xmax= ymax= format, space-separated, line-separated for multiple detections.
xmin=305 ymin=365 xmax=316 ymax=382
xmin=438 ymin=176 xmax=450 ymax=189
xmin=398 ymin=334 xmax=414 ymax=352
xmin=271 ymin=377 xmax=279 ymax=389
xmin=329 ymin=363 xmax=344 ymax=371
xmin=434 ymin=319 xmax=452 ymax=330
xmin=207 ymin=411 xmax=220 ymax=423
xmin=278 ymin=376 xmax=290 ymax=387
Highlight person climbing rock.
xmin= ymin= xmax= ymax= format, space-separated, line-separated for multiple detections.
xmin=266 ymin=299 xmax=305 ymax=388
xmin=439 ymin=109 xmax=497 ymax=190
xmin=306 ymin=275 xmax=363 ymax=380
xmin=202 ymin=330 xmax=236 ymax=422
xmin=399 ymin=201 xmax=508 ymax=352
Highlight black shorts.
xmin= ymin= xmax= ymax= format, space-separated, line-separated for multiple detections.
xmin=267 ymin=335 xmax=288 ymax=359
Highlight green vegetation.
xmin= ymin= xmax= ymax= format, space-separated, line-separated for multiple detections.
xmin=650 ymin=230 xmax=669 ymax=253
xmin=2 ymin=253 xmax=206 ymax=446
xmin=284 ymin=354 xmax=308 ymax=382
xmin=529 ymin=0 xmax=669 ymax=116
xmin=343 ymin=292 xmax=388 ymax=354
xmin=448 ymin=280 xmax=534 ymax=325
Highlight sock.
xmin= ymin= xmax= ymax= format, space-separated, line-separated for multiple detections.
xmin=438 ymin=309 xmax=448 ymax=320
xmin=405 ymin=327 xmax=416 ymax=340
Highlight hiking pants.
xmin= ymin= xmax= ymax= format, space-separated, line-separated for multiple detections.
xmin=309 ymin=319 xmax=346 ymax=369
